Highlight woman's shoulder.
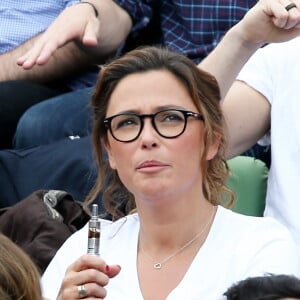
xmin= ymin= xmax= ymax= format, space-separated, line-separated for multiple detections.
xmin=216 ymin=205 xmax=293 ymax=239
xmin=214 ymin=206 xmax=299 ymax=274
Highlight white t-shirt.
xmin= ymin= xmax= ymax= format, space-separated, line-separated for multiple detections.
xmin=237 ymin=37 xmax=300 ymax=253
xmin=41 ymin=206 xmax=299 ymax=300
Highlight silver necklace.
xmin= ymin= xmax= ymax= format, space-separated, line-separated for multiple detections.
xmin=139 ymin=206 xmax=216 ymax=270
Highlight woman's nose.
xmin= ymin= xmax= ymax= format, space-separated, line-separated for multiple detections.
xmin=140 ymin=119 xmax=159 ymax=148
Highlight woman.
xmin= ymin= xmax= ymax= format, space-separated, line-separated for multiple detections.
xmin=41 ymin=47 xmax=299 ymax=300
xmin=0 ymin=233 xmax=42 ymax=300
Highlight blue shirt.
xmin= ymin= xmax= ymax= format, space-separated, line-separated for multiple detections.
xmin=117 ymin=0 xmax=257 ymax=63
xmin=0 ymin=1 xmax=257 ymax=89
xmin=0 ymin=0 xmax=79 ymax=54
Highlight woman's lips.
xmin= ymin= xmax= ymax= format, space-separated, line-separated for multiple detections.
xmin=136 ymin=160 xmax=168 ymax=170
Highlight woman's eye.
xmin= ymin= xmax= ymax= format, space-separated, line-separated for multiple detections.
xmin=115 ymin=117 xmax=139 ymax=129
xmin=160 ymin=112 xmax=184 ymax=122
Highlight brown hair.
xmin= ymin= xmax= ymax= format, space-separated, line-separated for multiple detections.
xmin=0 ymin=233 xmax=42 ymax=300
xmin=86 ymin=46 xmax=233 ymax=219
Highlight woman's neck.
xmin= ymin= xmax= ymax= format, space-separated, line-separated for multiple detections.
xmin=137 ymin=201 xmax=217 ymax=254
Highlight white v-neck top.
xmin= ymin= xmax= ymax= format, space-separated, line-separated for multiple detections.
xmin=42 ymin=206 xmax=299 ymax=299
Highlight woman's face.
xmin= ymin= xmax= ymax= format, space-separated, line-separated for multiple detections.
xmin=104 ymin=70 xmax=218 ymax=204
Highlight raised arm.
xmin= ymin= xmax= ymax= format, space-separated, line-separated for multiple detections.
xmin=17 ymin=0 xmax=132 ymax=70
xmin=223 ymin=81 xmax=271 ymax=158
xmin=199 ymin=0 xmax=300 ymax=99
xmin=199 ymin=0 xmax=300 ymax=158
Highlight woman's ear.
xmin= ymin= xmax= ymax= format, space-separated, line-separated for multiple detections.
xmin=104 ymin=139 xmax=117 ymax=170
xmin=206 ymin=133 xmax=221 ymax=161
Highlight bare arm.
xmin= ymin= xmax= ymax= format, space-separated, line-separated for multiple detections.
xmin=199 ymin=0 xmax=300 ymax=99
xmin=198 ymin=0 xmax=300 ymax=158
xmin=0 ymin=35 xmax=95 ymax=83
xmin=17 ymin=0 xmax=132 ymax=69
xmin=223 ymin=81 xmax=271 ymax=158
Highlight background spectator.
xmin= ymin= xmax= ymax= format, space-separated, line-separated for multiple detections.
xmin=0 ymin=1 xmax=101 ymax=149
xmin=224 ymin=274 xmax=300 ymax=299
xmin=14 ymin=0 xmax=258 ymax=149
xmin=0 ymin=232 xmax=42 ymax=300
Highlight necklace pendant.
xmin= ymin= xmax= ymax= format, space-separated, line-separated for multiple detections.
xmin=153 ymin=263 xmax=162 ymax=269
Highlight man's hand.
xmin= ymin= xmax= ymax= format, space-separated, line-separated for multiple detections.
xmin=17 ymin=4 xmax=100 ymax=69
xmin=239 ymin=0 xmax=300 ymax=45
xmin=17 ymin=1 xmax=132 ymax=70
xmin=199 ymin=0 xmax=300 ymax=99
xmin=236 ymin=0 xmax=300 ymax=46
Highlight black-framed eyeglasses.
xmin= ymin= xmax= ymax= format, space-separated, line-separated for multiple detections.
xmin=103 ymin=109 xmax=204 ymax=142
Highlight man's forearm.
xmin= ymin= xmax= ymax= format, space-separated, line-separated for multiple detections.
xmin=198 ymin=24 xmax=262 ymax=100
xmin=199 ymin=0 xmax=300 ymax=100
xmin=79 ymin=0 xmax=132 ymax=56
xmin=0 ymin=34 xmax=97 ymax=83
xmin=16 ymin=0 xmax=133 ymax=71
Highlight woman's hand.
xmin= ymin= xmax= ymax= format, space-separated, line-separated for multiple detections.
xmin=56 ymin=254 xmax=121 ymax=299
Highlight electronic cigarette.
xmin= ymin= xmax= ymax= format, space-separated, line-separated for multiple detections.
xmin=87 ymin=204 xmax=101 ymax=256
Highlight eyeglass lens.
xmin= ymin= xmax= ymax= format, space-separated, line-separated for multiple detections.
xmin=110 ymin=110 xmax=187 ymax=141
